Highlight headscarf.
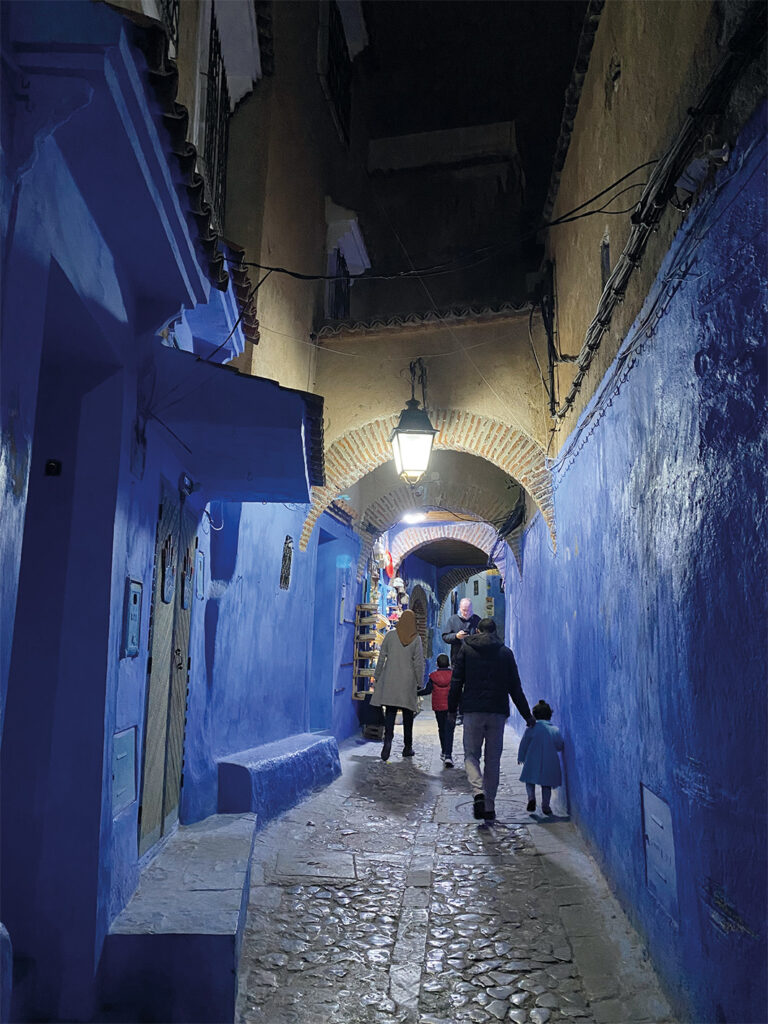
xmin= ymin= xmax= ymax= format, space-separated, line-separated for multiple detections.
xmin=395 ymin=609 xmax=418 ymax=646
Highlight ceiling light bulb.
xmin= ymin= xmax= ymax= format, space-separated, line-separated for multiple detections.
xmin=401 ymin=511 xmax=427 ymax=524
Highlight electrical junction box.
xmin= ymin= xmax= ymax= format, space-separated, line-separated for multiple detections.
xmin=112 ymin=727 xmax=136 ymax=816
xmin=122 ymin=578 xmax=143 ymax=658
xmin=642 ymin=784 xmax=678 ymax=921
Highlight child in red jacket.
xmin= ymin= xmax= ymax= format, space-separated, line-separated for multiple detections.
xmin=420 ymin=654 xmax=456 ymax=767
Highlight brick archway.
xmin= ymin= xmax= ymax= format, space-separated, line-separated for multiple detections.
xmin=392 ymin=522 xmax=505 ymax=583
xmin=300 ymin=409 xmax=555 ymax=550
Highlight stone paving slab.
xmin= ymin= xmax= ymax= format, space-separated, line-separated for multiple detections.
xmin=237 ymin=719 xmax=676 ymax=1024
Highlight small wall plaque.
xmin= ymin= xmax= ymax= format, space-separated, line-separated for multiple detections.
xmin=112 ymin=728 xmax=136 ymax=815
xmin=642 ymin=784 xmax=678 ymax=921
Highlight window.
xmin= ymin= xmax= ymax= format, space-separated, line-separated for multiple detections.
xmin=473 ymin=579 xmax=479 ymax=596
xmin=319 ymin=1 xmax=352 ymax=145
xmin=280 ymin=536 xmax=294 ymax=590
xmin=203 ymin=4 xmax=231 ymax=230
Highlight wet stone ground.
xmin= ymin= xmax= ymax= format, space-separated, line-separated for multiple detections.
xmin=237 ymin=716 xmax=676 ymax=1024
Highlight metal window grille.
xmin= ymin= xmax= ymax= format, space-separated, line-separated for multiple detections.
xmin=204 ymin=5 xmax=231 ymax=230
xmin=279 ymin=537 xmax=294 ymax=590
xmin=159 ymin=0 xmax=180 ymax=50
xmin=326 ymin=1 xmax=352 ymax=144
xmin=328 ymin=248 xmax=350 ymax=320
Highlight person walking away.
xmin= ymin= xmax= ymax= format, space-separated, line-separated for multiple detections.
xmin=370 ymin=609 xmax=425 ymax=762
xmin=449 ymin=618 xmax=534 ymax=822
xmin=419 ymin=654 xmax=456 ymax=767
xmin=518 ymin=700 xmax=564 ymax=815
xmin=442 ymin=597 xmax=480 ymax=665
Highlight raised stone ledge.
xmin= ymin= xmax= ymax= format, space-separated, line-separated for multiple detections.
xmin=100 ymin=813 xmax=257 ymax=1023
xmin=217 ymin=732 xmax=341 ymax=824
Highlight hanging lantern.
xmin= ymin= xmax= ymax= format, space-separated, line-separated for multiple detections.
xmin=390 ymin=358 xmax=437 ymax=485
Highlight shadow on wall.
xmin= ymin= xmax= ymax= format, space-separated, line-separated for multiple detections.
xmin=208 ymin=502 xmax=242 ymax=583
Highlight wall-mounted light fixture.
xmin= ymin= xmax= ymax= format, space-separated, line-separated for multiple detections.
xmin=390 ymin=358 xmax=436 ymax=485
xmin=401 ymin=511 xmax=427 ymax=524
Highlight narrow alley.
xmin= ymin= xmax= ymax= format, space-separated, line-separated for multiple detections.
xmin=0 ymin=1 xmax=765 ymax=1022
xmin=236 ymin=715 xmax=674 ymax=1024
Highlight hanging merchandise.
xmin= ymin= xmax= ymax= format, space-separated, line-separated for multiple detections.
xmin=392 ymin=576 xmax=405 ymax=590
xmin=399 ymin=593 xmax=409 ymax=606
xmin=384 ymin=550 xmax=394 ymax=579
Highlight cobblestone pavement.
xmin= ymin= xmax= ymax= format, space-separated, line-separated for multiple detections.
xmin=237 ymin=714 xmax=676 ymax=1024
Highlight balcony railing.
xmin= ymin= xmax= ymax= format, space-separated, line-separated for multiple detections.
xmin=328 ymin=248 xmax=351 ymax=320
xmin=159 ymin=0 xmax=180 ymax=53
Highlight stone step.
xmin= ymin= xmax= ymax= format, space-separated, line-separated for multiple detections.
xmin=100 ymin=813 xmax=257 ymax=1023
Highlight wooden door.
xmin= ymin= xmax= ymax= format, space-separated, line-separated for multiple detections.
xmin=162 ymin=508 xmax=196 ymax=831
xmin=138 ymin=486 xmax=195 ymax=855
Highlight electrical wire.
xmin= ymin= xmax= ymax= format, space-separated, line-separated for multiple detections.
xmin=552 ymin=131 xmax=766 ymax=472
xmin=527 ymin=304 xmax=550 ymax=397
xmin=224 ymin=161 xmax=657 ymax=284
xmin=151 ymin=270 xmax=275 ymax=419
xmin=370 ymin=185 xmax=540 ymax=444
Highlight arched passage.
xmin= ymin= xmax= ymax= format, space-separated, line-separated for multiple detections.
xmin=391 ymin=522 xmax=506 ymax=585
xmin=299 ymin=409 xmax=554 ymax=551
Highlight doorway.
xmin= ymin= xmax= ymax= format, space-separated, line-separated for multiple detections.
xmin=138 ymin=485 xmax=196 ymax=855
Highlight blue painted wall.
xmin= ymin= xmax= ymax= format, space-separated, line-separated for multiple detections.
xmin=182 ymin=505 xmax=360 ymax=824
xmin=308 ymin=518 xmax=361 ymax=740
xmin=507 ymin=110 xmax=767 ymax=1024
xmin=0 ymin=4 xmax=354 ymax=1019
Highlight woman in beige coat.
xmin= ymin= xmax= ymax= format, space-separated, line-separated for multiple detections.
xmin=370 ymin=610 xmax=425 ymax=761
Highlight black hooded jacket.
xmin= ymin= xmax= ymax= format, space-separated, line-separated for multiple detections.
xmin=448 ymin=632 xmax=533 ymax=722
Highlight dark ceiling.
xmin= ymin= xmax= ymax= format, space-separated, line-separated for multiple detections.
xmin=411 ymin=539 xmax=492 ymax=568
xmin=361 ymin=0 xmax=587 ymax=220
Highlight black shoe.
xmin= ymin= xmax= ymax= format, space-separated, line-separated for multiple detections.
xmin=483 ymin=809 xmax=496 ymax=821
xmin=542 ymin=806 xmax=553 ymax=815
xmin=443 ymin=756 xmax=454 ymax=768
xmin=526 ymin=799 xmax=536 ymax=812
xmin=381 ymin=739 xmax=391 ymax=761
xmin=402 ymin=747 xmax=415 ymax=757
xmin=473 ymin=794 xmax=486 ymax=819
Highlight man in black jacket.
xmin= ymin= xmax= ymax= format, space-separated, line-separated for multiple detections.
xmin=448 ymin=617 xmax=534 ymax=822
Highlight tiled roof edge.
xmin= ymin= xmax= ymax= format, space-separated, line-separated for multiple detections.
xmin=316 ymin=300 xmax=530 ymax=338
xmin=130 ymin=20 xmax=230 ymax=291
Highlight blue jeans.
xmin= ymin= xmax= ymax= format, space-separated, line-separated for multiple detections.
xmin=462 ymin=712 xmax=506 ymax=812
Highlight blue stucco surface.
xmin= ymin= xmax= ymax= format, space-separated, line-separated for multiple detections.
xmin=182 ymin=505 xmax=360 ymax=825
xmin=508 ymin=109 xmax=767 ymax=1024
xmin=218 ymin=733 xmax=341 ymax=822
xmin=0 ymin=5 xmax=359 ymax=1018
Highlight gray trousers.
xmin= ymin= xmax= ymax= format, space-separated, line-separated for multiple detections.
xmin=462 ymin=712 xmax=507 ymax=812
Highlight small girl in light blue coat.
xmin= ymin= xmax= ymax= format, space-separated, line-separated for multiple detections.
xmin=517 ymin=700 xmax=564 ymax=815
